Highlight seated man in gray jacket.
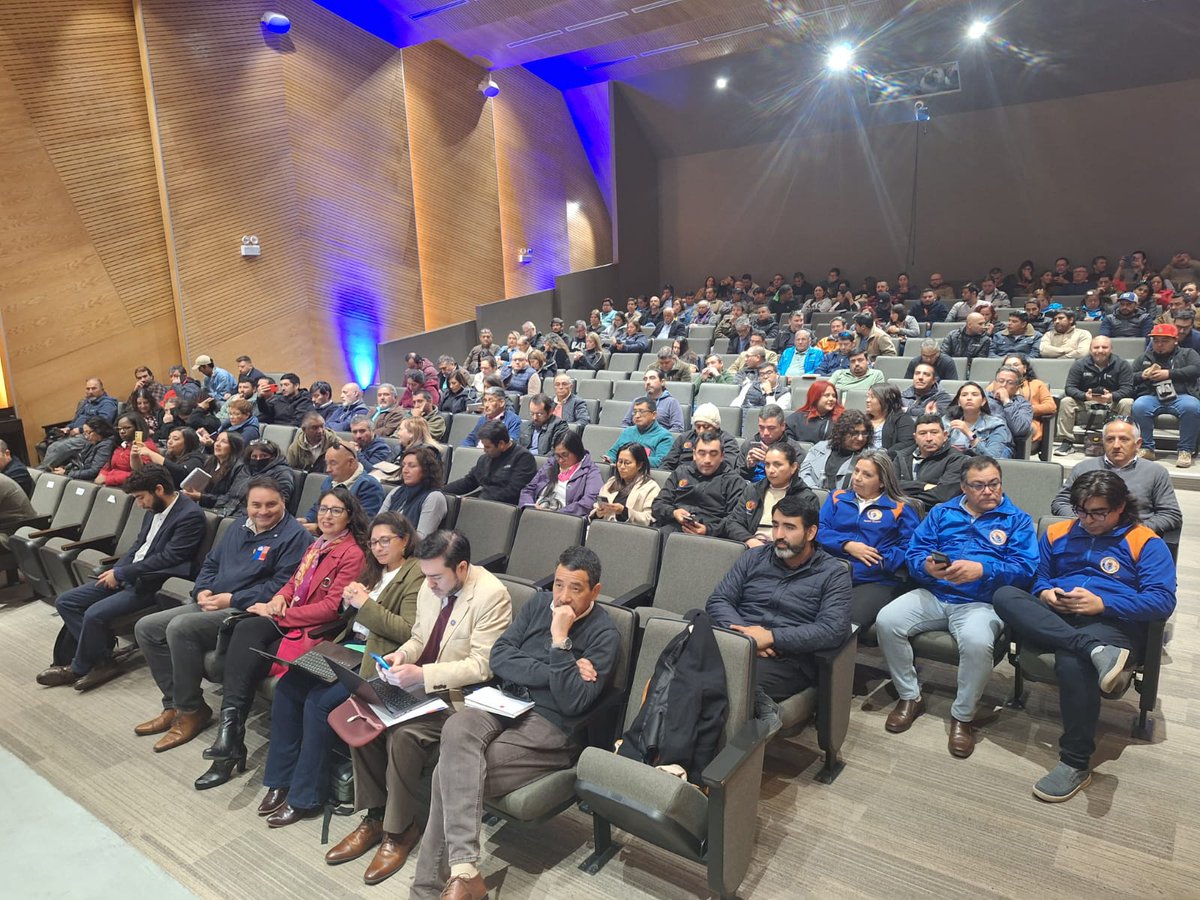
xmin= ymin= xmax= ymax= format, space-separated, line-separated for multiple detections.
xmin=519 ymin=393 xmax=568 ymax=457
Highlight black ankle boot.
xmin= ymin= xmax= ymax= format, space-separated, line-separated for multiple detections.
xmin=194 ymin=751 xmax=248 ymax=791
xmin=203 ymin=708 xmax=245 ymax=760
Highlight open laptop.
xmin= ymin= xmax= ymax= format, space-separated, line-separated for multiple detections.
xmin=327 ymin=658 xmax=426 ymax=717
xmin=250 ymin=647 xmax=337 ymax=683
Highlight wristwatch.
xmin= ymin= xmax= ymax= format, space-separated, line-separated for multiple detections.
xmin=551 ymin=637 xmax=573 ymax=651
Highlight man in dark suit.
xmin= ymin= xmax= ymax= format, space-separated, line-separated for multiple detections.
xmin=36 ymin=465 xmax=208 ymax=692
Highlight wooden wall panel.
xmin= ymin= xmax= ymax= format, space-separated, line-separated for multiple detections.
xmin=492 ymin=68 xmax=613 ymax=302
xmin=140 ymin=0 xmax=421 ymax=387
xmin=277 ymin=0 xmax=423 ymax=383
xmin=402 ymin=41 xmax=506 ymax=329
xmin=0 ymin=1 xmax=179 ymax=454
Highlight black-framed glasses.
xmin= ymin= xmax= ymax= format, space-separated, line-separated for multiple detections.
xmin=317 ymin=505 xmax=348 ymax=516
xmin=964 ymin=480 xmax=1002 ymax=492
xmin=1073 ymin=506 xmax=1112 ymax=521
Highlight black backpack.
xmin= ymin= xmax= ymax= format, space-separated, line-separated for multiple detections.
xmin=617 ymin=609 xmax=728 ymax=784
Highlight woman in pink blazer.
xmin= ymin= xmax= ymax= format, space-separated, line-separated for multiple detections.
xmin=193 ymin=487 xmax=368 ymax=791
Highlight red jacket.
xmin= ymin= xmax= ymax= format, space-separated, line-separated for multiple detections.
xmin=100 ymin=439 xmax=157 ymax=486
xmin=269 ymin=535 xmax=365 ymax=674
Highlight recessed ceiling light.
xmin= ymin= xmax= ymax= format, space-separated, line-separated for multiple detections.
xmin=566 ymin=201 xmax=580 ymax=214
xmin=967 ymin=19 xmax=988 ymax=39
xmin=827 ymin=42 xmax=854 ymax=72
xmin=715 ymin=76 xmax=729 ymax=89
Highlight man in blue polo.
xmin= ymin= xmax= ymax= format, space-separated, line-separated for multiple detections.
xmin=876 ymin=455 xmax=1038 ymax=759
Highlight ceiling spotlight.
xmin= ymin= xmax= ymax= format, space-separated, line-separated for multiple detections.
xmin=566 ymin=201 xmax=580 ymax=215
xmin=479 ymin=77 xmax=500 ymax=98
xmin=715 ymin=76 xmax=729 ymax=90
xmin=827 ymin=42 xmax=854 ymax=72
xmin=967 ymin=19 xmax=989 ymax=40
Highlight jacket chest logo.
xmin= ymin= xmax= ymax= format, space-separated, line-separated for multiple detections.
xmin=253 ymin=545 xmax=271 ymax=561
xmin=988 ymin=529 xmax=1007 ymax=546
xmin=678 ymin=479 xmax=689 ymax=487
xmin=866 ymin=509 xmax=883 ymax=521
xmin=1100 ymin=556 xmax=1120 ymax=574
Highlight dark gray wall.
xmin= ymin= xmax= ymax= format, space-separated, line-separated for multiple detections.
xmin=475 ymin=289 xmax=557 ymax=342
xmin=659 ymin=77 xmax=1200 ymax=289
xmin=557 ymin=263 xmax=621 ymax=326
xmin=611 ymin=83 xmax=659 ymax=300
xmin=378 ymin=320 xmax=475 ymax=385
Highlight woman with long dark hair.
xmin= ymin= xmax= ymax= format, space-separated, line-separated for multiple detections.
xmin=799 ymin=408 xmax=872 ymax=490
xmin=737 ymin=442 xmax=812 ymax=548
xmin=195 ymin=487 xmax=368 ymax=792
xmin=134 ymin=425 xmax=205 ymax=484
xmin=184 ymin=431 xmax=248 ymax=516
xmin=1015 ymin=260 xmax=1037 ymax=295
xmin=818 ymin=450 xmax=921 ymax=626
xmin=785 ymin=379 xmax=844 ymax=444
xmin=381 ymin=445 xmax=447 ymax=538
xmin=520 ymin=430 xmax=602 ymax=517
xmin=945 ymin=382 xmax=1013 ymax=458
xmin=131 ymin=388 xmax=162 ymax=435
xmin=592 ymin=442 xmax=660 ymax=525
xmin=258 ymin=511 xmax=423 ymax=827
xmin=867 ymin=384 xmax=916 ymax=454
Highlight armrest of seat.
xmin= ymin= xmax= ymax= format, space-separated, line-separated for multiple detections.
xmin=98 ymin=555 xmax=121 ymax=567
xmin=606 ymin=583 xmax=654 ymax=608
xmin=475 ymin=552 xmax=508 ymax=572
xmin=814 ymin=626 xmax=859 ymax=756
xmin=532 ymin=573 xmax=555 ymax=591
xmin=1136 ymin=618 xmax=1167 ymax=715
xmin=701 ymin=718 xmax=771 ymax=898
xmin=60 ymin=535 xmax=117 ymax=553
xmin=11 ymin=514 xmax=51 ymax=531
xmin=28 ymin=525 xmax=81 ymax=540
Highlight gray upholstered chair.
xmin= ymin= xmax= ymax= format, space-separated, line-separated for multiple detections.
xmin=37 ymin=486 xmax=133 ymax=595
xmin=574 ymin=617 xmax=769 ymax=899
xmin=454 ymin=498 xmax=519 ymax=570
xmin=583 ymin=520 xmax=661 ymax=607
xmin=634 ymin=532 xmax=746 ymax=627
xmin=502 ymin=508 xmax=587 ymax=587
xmin=9 ymin=478 xmax=100 ymax=599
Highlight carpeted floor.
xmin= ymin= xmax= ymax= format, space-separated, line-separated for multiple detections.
xmin=1 ymin=490 xmax=1197 ymax=899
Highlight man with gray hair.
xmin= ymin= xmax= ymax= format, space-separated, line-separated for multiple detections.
xmin=325 ymin=383 xmax=370 ymax=432
xmin=286 ymin=413 xmax=339 ymax=473
xmin=727 ymin=316 xmax=754 ymax=355
xmin=904 ymin=338 xmax=959 ymax=381
xmin=371 ymin=383 xmax=407 ymax=438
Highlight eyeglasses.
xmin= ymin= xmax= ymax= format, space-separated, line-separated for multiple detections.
xmin=317 ymin=506 xmax=348 ymax=516
xmin=1073 ymin=506 xmax=1112 ymax=521
xmin=964 ymin=480 xmax=1002 ymax=492
xmin=849 ymin=430 xmax=870 ymax=437
xmin=368 ymin=536 xmax=396 ymax=548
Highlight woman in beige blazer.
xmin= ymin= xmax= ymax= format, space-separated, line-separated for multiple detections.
xmin=592 ymin=442 xmax=661 ymax=526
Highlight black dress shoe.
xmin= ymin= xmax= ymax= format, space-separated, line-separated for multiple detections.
xmin=257 ymin=788 xmax=289 ymax=816
xmin=194 ymin=752 xmax=247 ymax=790
xmin=266 ymin=804 xmax=321 ymax=828
xmin=36 ymin=665 xmax=79 ymax=687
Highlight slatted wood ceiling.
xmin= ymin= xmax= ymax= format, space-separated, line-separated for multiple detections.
xmin=0 ymin=0 xmax=180 ymax=455
xmin=402 ymin=40 xmax=506 ymax=330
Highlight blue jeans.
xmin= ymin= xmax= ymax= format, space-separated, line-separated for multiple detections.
xmin=56 ymin=582 xmax=153 ymax=674
xmin=262 ymin=670 xmax=350 ymax=810
xmin=876 ymin=588 xmax=1003 ymax=721
xmin=1131 ymin=393 xmax=1200 ymax=452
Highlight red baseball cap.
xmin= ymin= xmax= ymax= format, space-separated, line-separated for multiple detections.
xmin=1149 ymin=323 xmax=1178 ymax=338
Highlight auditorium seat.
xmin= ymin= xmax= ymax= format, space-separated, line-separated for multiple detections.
xmin=446 ymin=414 xmax=479 ymax=447
xmin=9 ymin=479 xmax=101 ymax=600
xmin=635 ymin=532 xmax=746 ymax=627
xmin=454 ymin=497 xmax=519 ymax=570
xmin=584 ymin=520 xmax=661 ymax=607
xmin=501 ymin=508 xmax=587 ymax=587
xmin=72 ymin=505 xmax=148 ymax=586
xmin=37 ymin=486 xmax=133 ymax=597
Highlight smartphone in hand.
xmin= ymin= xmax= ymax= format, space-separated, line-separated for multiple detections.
xmin=930 ymin=551 xmax=952 ymax=567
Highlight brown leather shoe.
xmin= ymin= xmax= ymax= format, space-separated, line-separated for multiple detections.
xmin=441 ymin=873 xmax=488 ymax=900
xmin=36 ymin=665 xmax=80 ymax=687
xmin=364 ymin=824 xmax=422 ymax=885
xmin=949 ymin=717 xmax=975 ymax=758
xmin=257 ymin=788 xmax=288 ymax=817
xmin=134 ymin=708 xmax=177 ymax=736
xmin=266 ymin=803 xmax=321 ymax=829
xmin=153 ymin=702 xmax=212 ymax=752
xmin=73 ymin=659 xmax=123 ymax=692
xmin=325 ymin=817 xmax=383 ymax=865
xmin=884 ymin=697 xmax=925 ymax=733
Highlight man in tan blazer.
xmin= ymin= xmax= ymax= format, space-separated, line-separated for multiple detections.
xmin=326 ymin=530 xmax=511 ymax=886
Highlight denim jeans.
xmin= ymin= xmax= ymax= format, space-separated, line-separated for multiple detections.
xmin=1131 ymin=393 xmax=1200 ymax=452
xmin=876 ymin=588 xmax=1003 ymax=721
